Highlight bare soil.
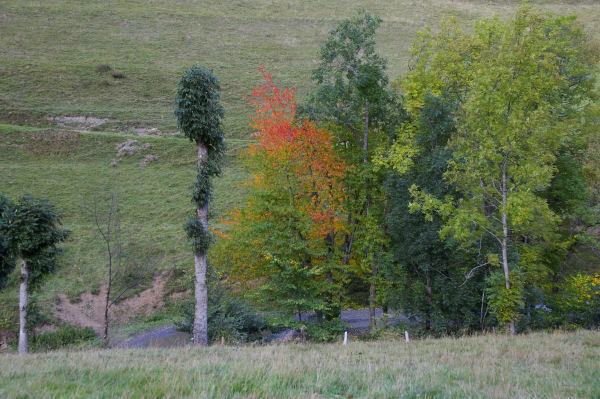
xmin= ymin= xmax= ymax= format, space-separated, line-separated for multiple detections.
xmin=50 ymin=273 xmax=171 ymax=335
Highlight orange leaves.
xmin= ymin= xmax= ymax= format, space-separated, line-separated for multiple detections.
xmin=244 ymin=65 xmax=349 ymax=240
xmin=245 ymin=63 xmax=296 ymax=142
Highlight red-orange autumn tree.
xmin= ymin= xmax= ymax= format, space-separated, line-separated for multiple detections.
xmin=215 ymin=66 xmax=350 ymax=324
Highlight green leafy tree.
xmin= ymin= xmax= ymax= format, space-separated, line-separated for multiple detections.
xmin=305 ymin=11 xmax=402 ymax=327
xmin=175 ymin=66 xmax=225 ymax=346
xmin=0 ymin=194 xmax=68 ymax=353
xmin=403 ymin=7 xmax=599 ymax=334
xmin=0 ymin=195 xmax=15 ymax=288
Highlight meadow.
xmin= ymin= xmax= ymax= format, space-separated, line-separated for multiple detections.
xmin=2 ymin=1 xmax=600 ymax=137
xmin=1 ymin=330 xmax=599 ymax=398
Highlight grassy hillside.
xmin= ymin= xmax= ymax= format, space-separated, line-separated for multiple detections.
xmin=1 ymin=330 xmax=599 ymax=398
xmin=0 ymin=124 xmax=249 ymax=329
xmin=1 ymin=0 xmax=600 ymax=332
xmin=1 ymin=1 xmax=599 ymax=137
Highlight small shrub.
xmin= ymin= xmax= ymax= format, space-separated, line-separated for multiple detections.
xmin=95 ymin=64 xmax=112 ymax=73
xmin=265 ymin=315 xmax=348 ymax=342
xmin=178 ymin=285 xmax=266 ymax=344
xmin=29 ymin=325 xmax=97 ymax=352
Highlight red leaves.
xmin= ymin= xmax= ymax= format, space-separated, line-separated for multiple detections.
xmin=244 ymin=65 xmax=348 ymax=239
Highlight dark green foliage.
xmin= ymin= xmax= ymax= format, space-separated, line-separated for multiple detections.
xmin=252 ymin=256 xmax=331 ymax=320
xmin=543 ymin=151 xmax=589 ymax=217
xmin=0 ymin=236 xmax=13 ymax=289
xmin=0 ymin=194 xmax=15 ymax=288
xmin=310 ymin=12 xmax=390 ymax=127
xmin=174 ymin=66 xmax=225 ymax=155
xmin=384 ymin=94 xmax=489 ymax=334
xmin=184 ymin=216 xmax=211 ymax=254
xmin=0 ymin=194 xmax=68 ymax=284
xmin=28 ymin=325 xmax=97 ymax=352
xmin=191 ymin=159 xmax=222 ymax=209
xmin=175 ymin=66 xmax=225 ymax=256
xmin=303 ymin=11 xmax=402 ymax=316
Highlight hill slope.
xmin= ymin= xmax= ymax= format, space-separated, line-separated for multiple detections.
xmin=1 ymin=0 xmax=599 ymax=137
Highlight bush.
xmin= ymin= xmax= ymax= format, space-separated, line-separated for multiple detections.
xmin=177 ymin=285 xmax=266 ymax=344
xmin=265 ymin=315 xmax=349 ymax=342
xmin=29 ymin=325 xmax=97 ymax=352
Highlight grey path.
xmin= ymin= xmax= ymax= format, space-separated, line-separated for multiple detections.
xmin=299 ymin=308 xmax=406 ymax=330
xmin=115 ymin=308 xmax=405 ymax=348
xmin=113 ymin=325 xmax=186 ymax=349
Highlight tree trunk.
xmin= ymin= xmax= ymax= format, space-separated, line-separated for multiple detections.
xmin=193 ymin=142 xmax=209 ymax=346
xmin=369 ymin=271 xmax=376 ymax=330
xmin=501 ymin=160 xmax=515 ymax=336
xmin=102 ymin=248 xmax=112 ymax=348
xmin=18 ymin=259 xmax=29 ymax=354
xmin=425 ymin=273 xmax=432 ymax=331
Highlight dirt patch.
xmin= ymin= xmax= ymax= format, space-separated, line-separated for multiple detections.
xmin=51 ymin=273 xmax=170 ymax=335
xmin=45 ymin=114 xmax=178 ymax=137
xmin=49 ymin=116 xmax=111 ymax=130
xmin=115 ymin=138 xmax=150 ymax=156
xmin=139 ymin=154 xmax=157 ymax=167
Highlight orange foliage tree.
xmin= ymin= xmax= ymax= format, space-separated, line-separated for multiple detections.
xmin=215 ymin=66 xmax=350 ymax=322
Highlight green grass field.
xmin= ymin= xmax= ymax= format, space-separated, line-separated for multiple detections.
xmin=1 ymin=0 xmax=600 ymax=332
xmin=2 ymin=0 xmax=600 ymax=137
xmin=1 ymin=330 xmax=599 ymax=398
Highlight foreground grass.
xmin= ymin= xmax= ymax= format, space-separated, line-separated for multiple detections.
xmin=1 ymin=1 xmax=599 ymax=137
xmin=1 ymin=330 xmax=599 ymax=398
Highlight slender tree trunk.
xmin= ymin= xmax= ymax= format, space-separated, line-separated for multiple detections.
xmin=100 ymin=191 xmax=114 ymax=349
xmin=102 ymin=247 xmax=112 ymax=348
xmin=193 ymin=143 xmax=209 ymax=346
xmin=369 ymin=267 xmax=377 ymax=329
xmin=501 ymin=160 xmax=515 ymax=336
xmin=18 ymin=259 xmax=29 ymax=354
xmin=425 ymin=273 xmax=432 ymax=331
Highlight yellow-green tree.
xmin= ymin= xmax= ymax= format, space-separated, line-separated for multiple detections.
xmin=386 ymin=6 xmax=599 ymax=334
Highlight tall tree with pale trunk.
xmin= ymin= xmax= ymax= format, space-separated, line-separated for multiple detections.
xmin=401 ymin=6 xmax=599 ymax=334
xmin=175 ymin=66 xmax=225 ymax=346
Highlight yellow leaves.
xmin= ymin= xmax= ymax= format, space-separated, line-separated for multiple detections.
xmin=568 ymin=273 xmax=600 ymax=304
xmin=373 ymin=122 xmax=418 ymax=174
xmin=487 ymin=253 xmax=500 ymax=267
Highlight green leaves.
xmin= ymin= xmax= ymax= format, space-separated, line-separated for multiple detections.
xmin=0 ymin=194 xmax=69 ymax=284
xmin=184 ymin=216 xmax=211 ymax=255
xmin=174 ymin=66 xmax=225 ymax=155
xmin=486 ymin=269 xmax=525 ymax=327
xmin=175 ymin=66 xmax=226 ymax=256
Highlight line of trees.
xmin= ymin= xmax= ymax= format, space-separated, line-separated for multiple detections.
xmin=215 ymin=6 xmax=600 ymax=336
